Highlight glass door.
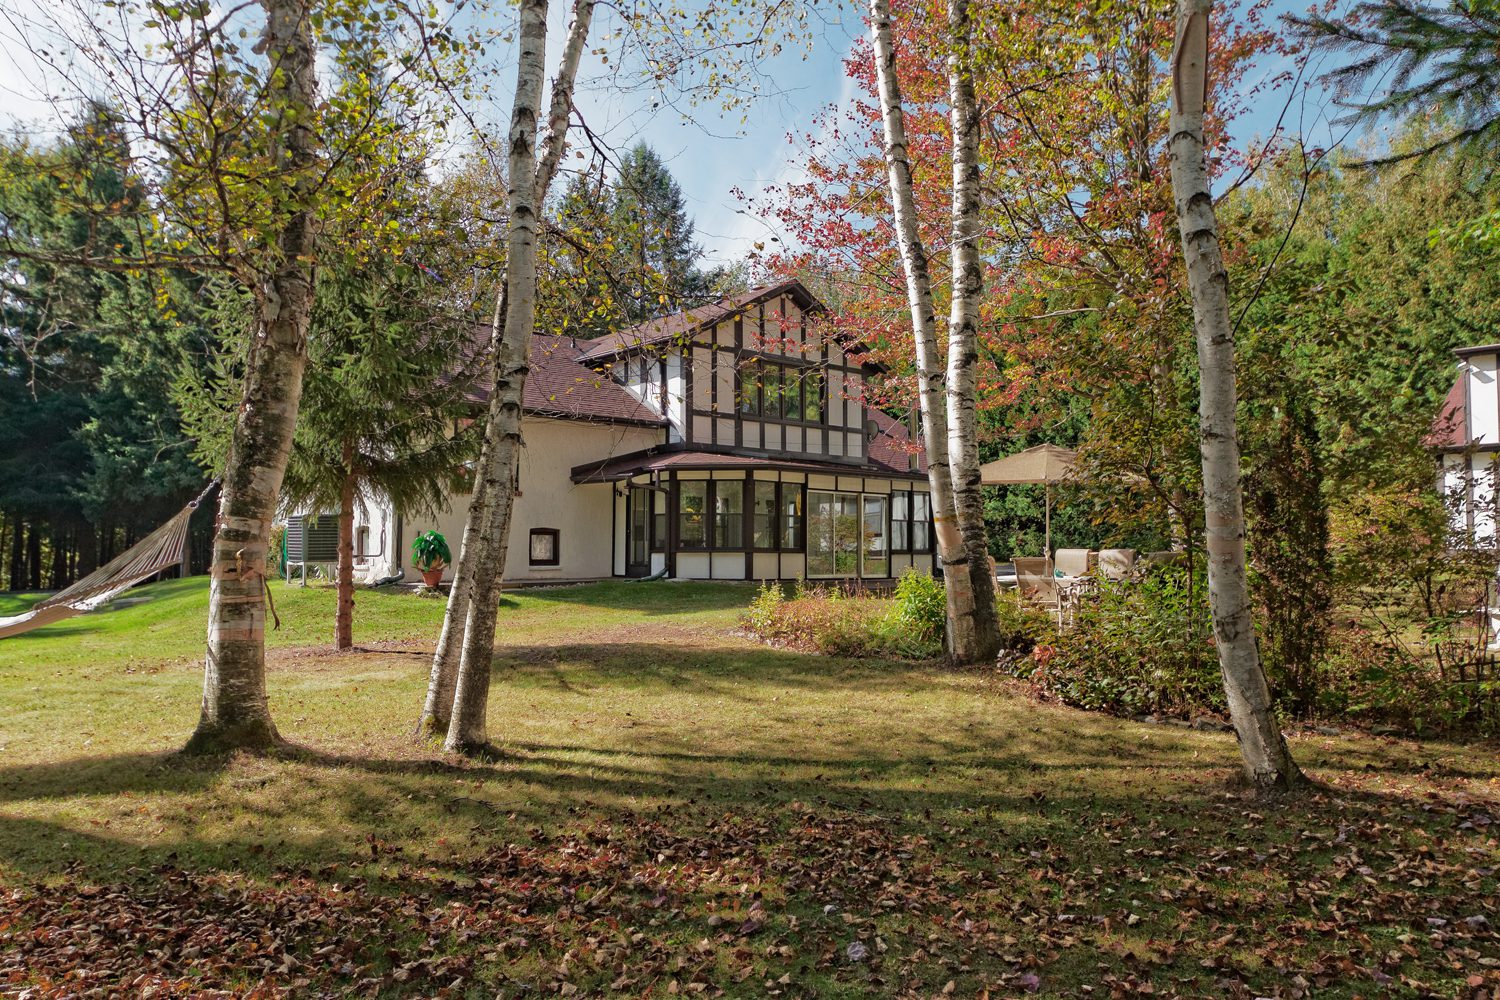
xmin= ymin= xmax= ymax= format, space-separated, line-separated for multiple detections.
xmin=861 ymin=495 xmax=889 ymax=577
xmin=626 ymin=487 xmax=651 ymax=577
xmin=808 ymin=490 xmax=882 ymax=578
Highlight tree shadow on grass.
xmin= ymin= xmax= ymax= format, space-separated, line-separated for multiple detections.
xmin=488 ymin=641 xmax=930 ymax=702
xmin=512 ymin=579 xmax=757 ymax=617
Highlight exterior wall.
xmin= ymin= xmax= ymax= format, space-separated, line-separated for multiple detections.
xmin=1443 ymin=451 xmax=1499 ymax=547
xmin=352 ymin=416 xmax=662 ymax=585
xmin=679 ymin=292 xmax=870 ymax=465
xmin=1465 ymin=352 xmax=1499 ymax=445
xmin=1444 ymin=350 xmax=1500 ymax=546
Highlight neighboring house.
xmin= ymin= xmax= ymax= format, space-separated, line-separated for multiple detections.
xmin=347 ymin=279 xmax=936 ymax=585
xmin=1430 ymin=343 xmax=1500 ymax=546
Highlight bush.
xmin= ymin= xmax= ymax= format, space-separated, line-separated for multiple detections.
xmin=891 ymin=568 xmax=945 ymax=646
xmin=1011 ymin=566 xmax=1223 ymax=719
xmin=741 ymin=580 xmax=943 ymax=660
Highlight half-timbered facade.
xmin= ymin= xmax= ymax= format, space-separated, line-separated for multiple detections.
xmin=1432 ymin=343 xmax=1500 ymax=547
xmin=348 ymin=280 xmax=936 ymax=586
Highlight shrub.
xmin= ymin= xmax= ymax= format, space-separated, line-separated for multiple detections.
xmin=741 ymin=581 xmax=942 ymax=660
xmin=1011 ymin=565 xmax=1223 ymax=719
xmin=890 ymin=568 xmax=945 ymax=646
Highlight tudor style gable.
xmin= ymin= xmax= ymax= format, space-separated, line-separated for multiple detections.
xmin=577 ymin=280 xmax=877 ymax=465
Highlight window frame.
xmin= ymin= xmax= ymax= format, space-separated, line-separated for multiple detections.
xmin=528 ymin=527 xmax=561 ymax=567
xmin=737 ymin=357 xmax=826 ymax=427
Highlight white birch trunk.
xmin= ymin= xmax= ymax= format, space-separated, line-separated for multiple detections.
xmin=944 ymin=0 xmax=1000 ymax=662
xmin=186 ymin=0 xmax=317 ymax=753
xmin=421 ymin=0 xmax=594 ymax=742
xmin=335 ymin=452 xmax=355 ymax=652
xmin=869 ymin=0 xmax=985 ymax=665
xmin=1168 ymin=0 xmax=1302 ymax=792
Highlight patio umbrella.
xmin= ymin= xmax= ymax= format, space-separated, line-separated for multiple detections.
xmin=978 ymin=444 xmax=1078 ymax=556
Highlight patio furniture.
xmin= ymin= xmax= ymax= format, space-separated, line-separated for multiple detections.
xmin=1054 ymin=548 xmax=1093 ymax=577
xmin=1013 ymin=556 xmax=1060 ymax=620
xmin=1098 ymin=548 xmax=1137 ymax=581
xmin=979 ymin=444 xmax=1078 ymax=555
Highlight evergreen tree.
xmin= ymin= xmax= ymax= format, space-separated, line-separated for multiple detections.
xmin=549 ymin=143 xmax=732 ymax=337
xmin=1290 ymin=0 xmax=1500 ymax=164
xmin=0 ymin=106 xmax=212 ymax=590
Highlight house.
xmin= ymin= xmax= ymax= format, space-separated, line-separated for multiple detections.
xmin=348 ymin=279 xmax=937 ymax=585
xmin=1430 ymin=343 xmax=1500 ymax=546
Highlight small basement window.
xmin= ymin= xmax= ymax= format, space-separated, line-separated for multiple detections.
xmin=529 ymin=528 xmax=560 ymax=566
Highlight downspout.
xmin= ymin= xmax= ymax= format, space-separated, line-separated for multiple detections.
xmin=373 ymin=511 xmax=405 ymax=587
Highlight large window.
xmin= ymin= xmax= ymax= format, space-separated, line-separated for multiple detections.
xmin=678 ymin=480 xmax=748 ymax=550
xmin=652 ymin=489 xmax=667 ymax=551
xmin=782 ymin=484 xmax=804 ymax=550
xmin=807 ymin=490 xmax=888 ymax=578
xmin=714 ymin=481 xmax=744 ymax=549
xmin=752 ymin=482 xmax=778 ymax=549
xmin=679 ymin=481 xmax=708 ymax=549
xmin=891 ymin=490 xmax=932 ymax=553
xmin=912 ymin=492 xmax=932 ymax=552
xmin=739 ymin=360 xmax=824 ymax=424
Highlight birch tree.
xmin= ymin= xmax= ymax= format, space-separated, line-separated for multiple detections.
xmin=943 ymin=0 xmax=1001 ymax=660
xmin=4 ymin=0 xmax=469 ymax=751
xmin=1168 ymin=0 xmax=1302 ymax=792
xmin=869 ymin=0 xmax=999 ymax=665
xmin=427 ymin=0 xmax=596 ymax=752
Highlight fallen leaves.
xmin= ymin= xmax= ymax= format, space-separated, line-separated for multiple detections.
xmin=0 ymin=786 xmax=1496 ymax=998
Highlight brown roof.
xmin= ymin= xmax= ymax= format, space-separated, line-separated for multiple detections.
xmin=1427 ymin=373 xmax=1468 ymax=450
xmin=865 ymin=407 xmax=927 ymax=475
xmin=572 ymin=448 xmax=927 ymax=484
xmin=575 ymin=279 xmax=826 ymax=362
xmin=464 ymin=334 xmax=667 ymax=427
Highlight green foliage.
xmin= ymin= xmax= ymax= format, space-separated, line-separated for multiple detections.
xmin=890 ymin=568 xmax=945 ymax=646
xmin=411 ymin=530 xmax=450 ymax=572
xmin=1015 ymin=568 xmax=1222 ymax=719
xmin=741 ymin=584 xmax=943 ymax=661
xmin=744 ymin=579 xmax=786 ymax=635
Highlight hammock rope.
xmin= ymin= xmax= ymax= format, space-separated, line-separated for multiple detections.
xmin=0 ymin=480 xmax=219 ymax=640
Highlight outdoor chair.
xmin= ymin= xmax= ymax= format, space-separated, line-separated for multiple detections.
xmin=1054 ymin=548 xmax=1093 ymax=577
xmin=1013 ymin=557 xmax=1059 ymax=617
xmin=1098 ymin=548 xmax=1137 ymax=581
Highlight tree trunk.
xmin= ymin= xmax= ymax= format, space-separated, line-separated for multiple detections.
xmin=1168 ymin=0 xmax=1301 ymax=793
xmin=6 ymin=516 xmax=19 ymax=591
xmin=26 ymin=524 xmax=41 ymax=591
xmin=419 ymin=290 xmax=500 ymax=737
xmin=186 ymin=0 xmax=318 ymax=754
xmin=430 ymin=0 xmax=594 ymax=751
xmin=443 ymin=0 xmax=551 ymax=755
xmin=335 ymin=443 xmax=356 ymax=651
xmin=944 ymin=0 xmax=1001 ymax=663
xmin=868 ymin=0 xmax=986 ymax=665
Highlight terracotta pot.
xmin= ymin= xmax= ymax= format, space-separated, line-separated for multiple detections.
xmin=421 ymin=567 xmax=444 ymax=587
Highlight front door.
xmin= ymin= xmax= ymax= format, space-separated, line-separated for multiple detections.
xmin=626 ymin=487 xmax=652 ymax=577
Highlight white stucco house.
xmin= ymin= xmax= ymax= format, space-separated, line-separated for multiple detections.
xmin=1432 ymin=343 xmax=1500 ymax=546
xmin=344 ymin=279 xmax=937 ymax=586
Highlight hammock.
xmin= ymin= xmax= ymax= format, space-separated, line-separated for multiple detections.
xmin=0 ymin=481 xmax=217 ymax=640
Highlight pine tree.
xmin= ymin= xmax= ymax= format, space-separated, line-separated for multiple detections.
xmin=279 ymin=208 xmax=482 ymax=651
xmin=1290 ymin=0 xmax=1500 ymax=164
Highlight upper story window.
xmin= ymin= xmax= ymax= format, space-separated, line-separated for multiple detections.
xmin=738 ymin=359 xmax=824 ymax=424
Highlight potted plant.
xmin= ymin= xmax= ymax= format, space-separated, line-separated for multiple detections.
xmin=411 ymin=530 xmax=451 ymax=588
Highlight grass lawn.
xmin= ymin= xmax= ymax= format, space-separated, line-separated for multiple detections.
xmin=0 ymin=578 xmax=1496 ymax=998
